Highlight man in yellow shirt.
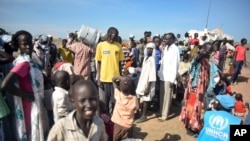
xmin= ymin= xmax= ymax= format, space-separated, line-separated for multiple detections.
xmin=95 ymin=27 xmax=124 ymax=114
xmin=58 ymin=39 xmax=73 ymax=64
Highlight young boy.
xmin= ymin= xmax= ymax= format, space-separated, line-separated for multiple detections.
xmin=47 ymin=79 xmax=108 ymax=141
xmin=111 ymin=76 xmax=139 ymax=141
xmin=135 ymin=42 xmax=156 ymax=123
xmin=51 ymin=70 xmax=73 ymax=122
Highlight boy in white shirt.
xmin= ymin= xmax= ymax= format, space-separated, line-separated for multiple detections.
xmin=52 ymin=70 xmax=73 ymax=122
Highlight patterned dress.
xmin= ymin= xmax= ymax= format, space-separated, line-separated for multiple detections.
xmin=180 ymin=57 xmax=219 ymax=132
xmin=12 ymin=54 xmax=48 ymax=141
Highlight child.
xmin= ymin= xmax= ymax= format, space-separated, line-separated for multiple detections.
xmin=213 ymin=78 xmax=227 ymax=95
xmin=223 ymin=75 xmax=233 ymax=95
xmin=99 ymin=100 xmax=114 ymax=141
xmin=51 ymin=70 xmax=73 ymax=122
xmin=111 ymin=76 xmax=139 ymax=141
xmin=47 ymin=79 xmax=107 ymax=140
xmin=233 ymin=93 xmax=248 ymax=122
xmin=177 ymin=53 xmax=191 ymax=102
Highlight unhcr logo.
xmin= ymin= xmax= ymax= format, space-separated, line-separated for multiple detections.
xmin=209 ymin=115 xmax=228 ymax=130
xmin=205 ymin=115 xmax=229 ymax=140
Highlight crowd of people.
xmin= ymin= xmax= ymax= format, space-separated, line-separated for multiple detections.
xmin=0 ymin=26 xmax=249 ymax=141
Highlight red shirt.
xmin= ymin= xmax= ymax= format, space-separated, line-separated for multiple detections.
xmin=226 ymin=86 xmax=232 ymax=94
xmin=235 ymin=45 xmax=246 ymax=61
xmin=189 ymin=38 xmax=200 ymax=46
xmin=234 ymin=101 xmax=246 ymax=113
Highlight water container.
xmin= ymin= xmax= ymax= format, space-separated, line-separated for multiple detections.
xmin=77 ymin=25 xmax=100 ymax=47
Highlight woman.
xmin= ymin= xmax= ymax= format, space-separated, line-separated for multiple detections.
xmin=1 ymin=30 xmax=47 ymax=140
xmin=179 ymin=42 xmax=220 ymax=135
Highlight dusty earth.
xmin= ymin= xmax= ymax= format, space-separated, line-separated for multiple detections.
xmin=131 ymin=59 xmax=250 ymax=141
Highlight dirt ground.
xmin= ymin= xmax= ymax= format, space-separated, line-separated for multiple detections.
xmin=131 ymin=58 xmax=250 ymax=141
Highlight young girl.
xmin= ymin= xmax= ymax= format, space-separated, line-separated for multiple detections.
xmin=111 ymin=76 xmax=139 ymax=141
xmin=233 ymin=93 xmax=248 ymax=122
xmin=1 ymin=30 xmax=47 ymax=140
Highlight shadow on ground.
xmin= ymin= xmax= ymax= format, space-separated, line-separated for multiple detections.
xmin=132 ymin=126 xmax=148 ymax=140
xmin=155 ymin=133 xmax=181 ymax=141
xmin=237 ymin=75 xmax=249 ymax=83
xmin=167 ymin=101 xmax=182 ymax=120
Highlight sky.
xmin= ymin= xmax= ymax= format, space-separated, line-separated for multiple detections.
xmin=0 ymin=0 xmax=250 ymax=42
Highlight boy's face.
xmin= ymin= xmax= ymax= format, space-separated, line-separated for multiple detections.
xmin=73 ymin=85 xmax=98 ymax=120
xmin=153 ymin=38 xmax=161 ymax=47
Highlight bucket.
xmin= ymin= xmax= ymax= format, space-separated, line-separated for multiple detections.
xmin=77 ymin=25 xmax=100 ymax=47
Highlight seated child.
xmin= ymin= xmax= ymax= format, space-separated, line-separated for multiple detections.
xmin=213 ymin=75 xmax=227 ymax=95
xmin=233 ymin=93 xmax=248 ymax=121
xmin=111 ymin=76 xmax=139 ymax=141
xmin=47 ymin=79 xmax=108 ymax=140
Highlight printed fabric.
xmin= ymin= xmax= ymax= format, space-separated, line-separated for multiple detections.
xmin=13 ymin=54 xmax=46 ymax=141
xmin=180 ymin=58 xmax=210 ymax=131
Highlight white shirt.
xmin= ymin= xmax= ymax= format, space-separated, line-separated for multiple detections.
xmin=158 ymin=43 xmax=180 ymax=83
xmin=52 ymin=87 xmax=73 ymax=122
xmin=136 ymin=56 xmax=156 ymax=96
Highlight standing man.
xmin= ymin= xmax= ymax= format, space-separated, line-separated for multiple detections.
xmin=95 ymin=27 xmax=124 ymax=114
xmin=218 ymin=38 xmax=227 ymax=72
xmin=58 ymin=39 xmax=73 ymax=64
xmin=66 ymin=35 xmax=94 ymax=80
xmin=158 ymin=33 xmax=180 ymax=121
xmin=231 ymin=38 xmax=247 ymax=84
xmin=48 ymin=35 xmax=58 ymax=67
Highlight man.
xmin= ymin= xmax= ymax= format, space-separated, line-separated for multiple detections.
xmin=158 ymin=33 xmax=180 ymax=121
xmin=58 ymin=39 xmax=73 ymax=64
xmin=231 ymin=38 xmax=247 ymax=84
xmin=189 ymin=32 xmax=200 ymax=49
xmin=218 ymin=38 xmax=227 ymax=72
xmin=137 ymin=38 xmax=145 ymax=67
xmin=48 ymin=35 xmax=58 ymax=67
xmin=66 ymin=35 xmax=94 ymax=80
xmin=95 ymin=27 xmax=124 ymax=114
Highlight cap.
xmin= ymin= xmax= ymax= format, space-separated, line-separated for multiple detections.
xmin=216 ymin=95 xmax=235 ymax=110
xmin=40 ymin=34 xmax=48 ymax=43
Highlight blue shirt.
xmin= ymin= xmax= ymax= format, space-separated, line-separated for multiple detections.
xmin=178 ymin=46 xmax=183 ymax=55
xmin=197 ymin=110 xmax=241 ymax=141
xmin=155 ymin=48 xmax=162 ymax=71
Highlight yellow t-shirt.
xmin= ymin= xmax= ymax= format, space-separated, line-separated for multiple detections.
xmin=95 ymin=41 xmax=124 ymax=82
xmin=58 ymin=47 xmax=73 ymax=64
